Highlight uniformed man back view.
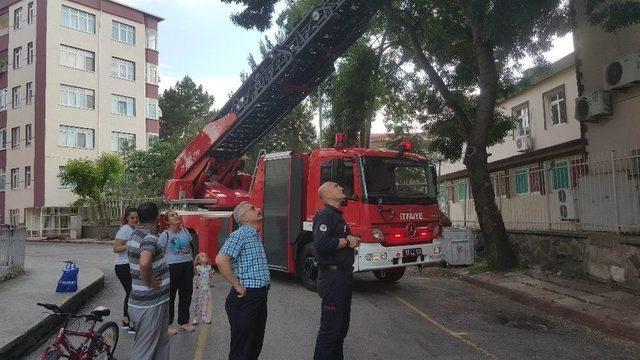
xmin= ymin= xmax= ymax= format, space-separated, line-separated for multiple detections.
xmin=313 ymin=181 xmax=361 ymax=360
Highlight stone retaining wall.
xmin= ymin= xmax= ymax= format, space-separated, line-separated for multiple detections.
xmin=474 ymin=230 xmax=640 ymax=290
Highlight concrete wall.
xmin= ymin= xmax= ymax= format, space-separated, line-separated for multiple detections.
xmin=476 ymin=230 xmax=640 ymax=290
xmin=574 ymin=0 xmax=640 ymax=156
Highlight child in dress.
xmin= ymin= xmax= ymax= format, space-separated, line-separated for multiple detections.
xmin=193 ymin=252 xmax=215 ymax=325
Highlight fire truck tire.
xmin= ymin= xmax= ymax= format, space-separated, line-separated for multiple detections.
xmin=372 ymin=267 xmax=406 ymax=283
xmin=298 ymin=242 xmax=318 ymax=292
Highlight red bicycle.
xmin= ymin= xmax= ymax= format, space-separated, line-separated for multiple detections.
xmin=38 ymin=303 xmax=119 ymax=360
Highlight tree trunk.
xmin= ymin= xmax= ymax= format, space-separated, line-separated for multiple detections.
xmin=463 ymin=147 xmax=516 ymax=270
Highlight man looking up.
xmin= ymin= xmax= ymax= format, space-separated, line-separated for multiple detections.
xmin=216 ymin=201 xmax=271 ymax=360
xmin=313 ymin=181 xmax=361 ymax=360
xmin=127 ymin=202 xmax=170 ymax=360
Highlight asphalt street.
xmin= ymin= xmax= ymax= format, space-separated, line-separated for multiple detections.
xmin=26 ymin=243 xmax=640 ymax=360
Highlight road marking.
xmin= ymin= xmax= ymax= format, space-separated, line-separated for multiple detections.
xmin=393 ymin=295 xmax=497 ymax=359
xmin=194 ymin=291 xmax=215 ymax=360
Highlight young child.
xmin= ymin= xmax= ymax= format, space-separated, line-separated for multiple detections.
xmin=193 ymin=252 xmax=215 ymax=325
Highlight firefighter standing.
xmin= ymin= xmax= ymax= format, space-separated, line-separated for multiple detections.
xmin=313 ymin=181 xmax=361 ymax=360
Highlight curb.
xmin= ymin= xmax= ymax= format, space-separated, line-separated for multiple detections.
xmin=26 ymin=238 xmax=113 ymax=245
xmin=443 ymin=269 xmax=640 ymax=344
xmin=0 ymin=273 xmax=105 ymax=359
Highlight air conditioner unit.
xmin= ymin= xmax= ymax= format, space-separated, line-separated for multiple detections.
xmin=603 ymin=52 xmax=640 ymax=90
xmin=575 ymin=89 xmax=611 ymax=122
xmin=554 ymin=188 xmax=578 ymax=221
xmin=515 ymin=134 xmax=532 ymax=152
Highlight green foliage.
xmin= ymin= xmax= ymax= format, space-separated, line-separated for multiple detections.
xmin=586 ymin=0 xmax=640 ymax=32
xmin=324 ymin=41 xmax=380 ymax=147
xmin=59 ymin=154 xmax=124 ymax=223
xmin=467 ymin=260 xmax=489 ymax=275
xmin=220 ymin=0 xmax=279 ymax=31
xmin=159 ymin=76 xmax=215 ymax=140
xmin=244 ymin=103 xmax=317 ymax=170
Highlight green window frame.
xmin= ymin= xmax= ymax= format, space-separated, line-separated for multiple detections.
xmin=552 ymin=161 xmax=569 ymax=190
xmin=515 ymin=169 xmax=529 ymax=194
xmin=456 ymin=181 xmax=467 ymax=201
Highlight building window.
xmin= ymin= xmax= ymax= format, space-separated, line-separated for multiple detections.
xmin=549 ymin=90 xmax=567 ymax=126
xmin=13 ymin=46 xmax=22 ymax=69
xmin=0 ymin=89 xmax=7 ymax=111
xmin=11 ymin=126 xmax=20 ymax=149
xmin=0 ymin=168 xmax=5 ymax=191
xmin=60 ymin=45 xmax=95 ymax=72
xmin=12 ymin=86 xmax=20 ymax=108
xmin=24 ymin=166 xmax=31 ymax=188
xmin=26 ymin=82 xmax=33 ymax=105
xmin=27 ymin=42 xmax=34 ymax=64
xmin=58 ymin=125 xmax=94 ymax=149
xmin=0 ymin=128 xmax=5 ymax=150
xmin=111 ymin=57 xmax=135 ymax=81
xmin=58 ymin=166 xmax=69 ymax=188
xmin=59 ymin=85 xmax=95 ymax=109
xmin=146 ymin=29 xmax=158 ymax=50
xmin=61 ymin=5 xmax=95 ymax=34
xmin=27 ymin=2 xmax=35 ymax=24
xmin=456 ymin=181 xmax=467 ymax=202
xmin=14 ymin=7 xmax=23 ymax=30
xmin=111 ymin=95 xmax=135 ymax=116
xmin=146 ymin=98 xmax=159 ymax=119
xmin=147 ymin=133 xmax=159 ymax=148
xmin=10 ymin=168 xmax=19 ymax=189
xmin=552 ymin=160 xmax=570 ymax=190
xmin=9 ymin=209 xmax=19 ymax=225
xmin=529 ymin=166 xmax=542 ymax=193
xmin=145 ymin=63 xmax=159 ymax=85
xmin=112 ymin=132 xmax=135 ymax=152
xmin=514 ymin=168 xmax=529 ymax=195
xmin=112 ymin=21 xmax=135 ymax=45
xmin=25 ymin=124 xmax=31 ymax=147
xmin=512 ymin=102 xmax=529 ymax=137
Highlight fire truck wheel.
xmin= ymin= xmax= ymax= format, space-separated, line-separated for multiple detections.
xmin=372 ymin=267 xmax=406 ymax=283
xmin=299 ymin=243 xmax=318 ymax=292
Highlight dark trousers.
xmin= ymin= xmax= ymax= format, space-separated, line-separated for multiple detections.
xmin=114 ymin=264 xmax=132 ymax=319
xmin=225 ymin=286 xmax=269 ymax=360
xmin=314 ymin=270 xmax=353 ymax=360
xmin=168 ymin=261 xmax=194 ymax=325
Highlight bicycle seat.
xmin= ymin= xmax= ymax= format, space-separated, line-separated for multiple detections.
xmin=91 ymin=306 xmax=110 ymax=317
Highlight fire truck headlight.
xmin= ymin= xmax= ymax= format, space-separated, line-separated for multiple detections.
xmin=364 ymin=253 xmax=388 ymax=262
xmin=371 ymin=228 xmax=384 ymax=240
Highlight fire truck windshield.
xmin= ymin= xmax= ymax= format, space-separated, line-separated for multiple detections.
xmin=362 ymin=157 xmax=438 ymax=205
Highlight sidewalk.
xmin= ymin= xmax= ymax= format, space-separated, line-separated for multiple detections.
xmin=448 ymin=268 xmax=640 ymax=343
xmin=0 ymin=247 xmax=104 ymax=359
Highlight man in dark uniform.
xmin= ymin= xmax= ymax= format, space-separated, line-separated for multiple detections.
xmin=313 ymin=181 xmax=361 ymax=360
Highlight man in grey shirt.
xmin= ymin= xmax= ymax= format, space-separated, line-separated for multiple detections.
xmin=128 ymin=202 xmax=171 ymax=360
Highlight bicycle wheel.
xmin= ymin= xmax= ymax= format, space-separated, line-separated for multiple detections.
xmin=41 ymin=346 xmax=61 ymax=360
xmin=88 ymin=321 xmax=119 ymax=359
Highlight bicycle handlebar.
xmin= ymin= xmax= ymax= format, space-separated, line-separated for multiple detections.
xmin=37 ymin=303 xmax=103 ymax=322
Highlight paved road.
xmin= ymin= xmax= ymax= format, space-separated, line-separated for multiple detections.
xmin=27 ymin=243 xmax=640 ymax=359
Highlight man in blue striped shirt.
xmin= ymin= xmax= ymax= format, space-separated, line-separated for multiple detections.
xmin=216 ymin=201 xmax=271 ymax=360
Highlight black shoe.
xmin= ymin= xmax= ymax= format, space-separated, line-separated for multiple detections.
xmin=121 ymin=321 xmax=130 ymax=330
xmin=128 ymin=326 xmax=136 ymax=335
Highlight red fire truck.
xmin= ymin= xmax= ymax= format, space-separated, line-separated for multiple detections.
xmin=163 ymin=0 xmax=444 ymax=289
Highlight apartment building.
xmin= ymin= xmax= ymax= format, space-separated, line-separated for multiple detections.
xmin=438 ymin=54 xmax=585 ymax=231
xmin=0 ymin=0 xmax=162 ymax=227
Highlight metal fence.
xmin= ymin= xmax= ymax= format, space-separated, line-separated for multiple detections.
xmin=0 ymin=227 xmax=26 ymax=281
xmin=441 ymin=150 xmax=640 ymax=234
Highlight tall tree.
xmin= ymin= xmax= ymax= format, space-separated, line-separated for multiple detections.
xmin=159 ymin=76 xmax=216 ymax=140
xmin=59 ymin=154 xmax=124 ymax=225
xmin=381 ymin=1 xmax=569 ymax=269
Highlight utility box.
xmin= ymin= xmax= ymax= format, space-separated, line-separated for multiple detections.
xmin=441 ymin=227 xmax=475 ymax=266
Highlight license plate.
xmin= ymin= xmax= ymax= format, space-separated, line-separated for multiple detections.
xmin=403 ymin=248 xmax=422 ymax=257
